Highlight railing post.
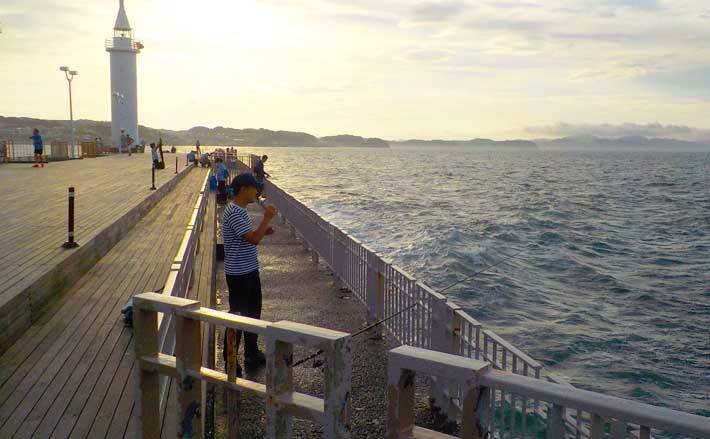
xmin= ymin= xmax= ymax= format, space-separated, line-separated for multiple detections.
xmin=226 ymin=328 xmax=240 ymax=439
xmin=133 ymin=305 xmax=160 ymax=439
xmin=387 ymin=366 xmax=415 ymax=439
xmin=265 ymin=337 xmax=294 ymax=438
xmin=365 ymin=249 xmax=379 ymax=325
xmin=462 ymin=385 xmax=489 ymax=439
xmin=546 ymin=404 xmax=565 ymax=439
xmin=176 ymin=314 xmax=203 ymax=438
xmin=323 ymin=335 xmax=352 ymax=438
xmin=428 ymin=296 xmax=454 ymax=417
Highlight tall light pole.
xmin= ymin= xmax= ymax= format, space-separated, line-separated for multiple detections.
xmin=59 ymin=66 xmax=78 ymax=149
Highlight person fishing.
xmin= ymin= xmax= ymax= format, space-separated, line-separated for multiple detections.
xmin=215 ymin=157 xmax=229 ymax=205
xmin=150 ymin=143 xmax=160 ymax=169
xmin=253 ymin=154 xmax=270 ymax=200
xmin=222 ymin=173 xmax=277 ymax=373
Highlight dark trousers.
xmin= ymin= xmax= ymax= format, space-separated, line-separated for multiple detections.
xmin=223 ymin=270 xmax=262 ymax=361
xmin=216 ymin=179 xmax=227 ymax=204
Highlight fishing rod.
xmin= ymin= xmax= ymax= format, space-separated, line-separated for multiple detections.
xmin=437 ymin=248 xmax=526 ymax=294
xmin=290 ymin=248 xmax=526 ymax=368
xmin=291 ymin=301 xmax=420 ymax=368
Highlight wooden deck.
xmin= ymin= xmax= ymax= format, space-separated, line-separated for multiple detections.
xmin=0 ymin=153 xmax=190 ymax=352
xmin=0 ymin=165 xmax=209 ymax=438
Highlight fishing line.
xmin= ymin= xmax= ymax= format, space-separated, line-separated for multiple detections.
xmin=438 ymin=249 xmax=526 ymax=294
xmin=290 ymin=249 xmax=526 ymax=368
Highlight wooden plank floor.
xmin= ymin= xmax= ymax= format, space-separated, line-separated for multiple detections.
xmin=0 ymin=153 xmax=188 ymax=309
xmin=0 ymin=166 xmax=207 ymax=438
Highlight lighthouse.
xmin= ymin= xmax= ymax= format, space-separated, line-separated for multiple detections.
xmin=106 ymin=0 xmax=143 ymax=151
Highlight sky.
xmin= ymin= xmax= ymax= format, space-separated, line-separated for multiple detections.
xmin=1 ymin=0 xmax=709 ymax=140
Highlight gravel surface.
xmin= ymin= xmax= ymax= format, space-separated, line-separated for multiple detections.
xmin=212 ymin=203 xmax=452 ymax=438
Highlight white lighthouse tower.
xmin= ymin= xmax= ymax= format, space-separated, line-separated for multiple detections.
xmin=106 ymin=0 xmax=143 ymax=151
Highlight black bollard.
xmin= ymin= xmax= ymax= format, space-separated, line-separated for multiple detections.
xmin=150 ymin=165 xmax=156 ymax=190
xmin=175 ymin=156 xmax=178 ymax=174
xmin=62 ymin=187 xmax=80 ymax=248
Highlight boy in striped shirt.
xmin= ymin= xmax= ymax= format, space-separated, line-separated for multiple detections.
xmin=223 ymin=173 xmax=277 ymax=368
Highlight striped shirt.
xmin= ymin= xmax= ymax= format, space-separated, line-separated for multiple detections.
xmin=223 ymin=203 xmax=259 ymax=275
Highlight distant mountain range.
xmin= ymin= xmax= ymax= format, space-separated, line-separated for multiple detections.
xmin=2 ymin=116 xmax=709 ymax=150
xmin=392 ymin=139 xmax=538 ymax=148
xmin=536 ymin=135 xmax=710 ymax=151
xmin=0 ymin=116 xmax=389 ymax=148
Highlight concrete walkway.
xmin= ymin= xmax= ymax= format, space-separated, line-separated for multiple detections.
xmin=212 ymin=202 xmax=446 ymax=438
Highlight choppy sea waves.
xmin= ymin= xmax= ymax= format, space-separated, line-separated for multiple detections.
xmin=242 ymin=146 xmax=710 ymax=416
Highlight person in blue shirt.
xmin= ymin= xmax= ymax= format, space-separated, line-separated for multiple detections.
xmin=30 ymin=129 xmax=44 ymax=168
xmin=215 ymin=157 xmax=230 ymax=205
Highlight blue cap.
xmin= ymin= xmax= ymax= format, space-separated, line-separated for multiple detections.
xmin=230 ymin=172 xmax=258 ymax=191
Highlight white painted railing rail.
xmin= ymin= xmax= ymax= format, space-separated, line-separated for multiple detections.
xmin=133 ymin=292 xmax=352 ymax=439
xmin=388 ymin=345 xmax=710 ymax=439
xmin=149 ymin=170 xmax=211 ymax=425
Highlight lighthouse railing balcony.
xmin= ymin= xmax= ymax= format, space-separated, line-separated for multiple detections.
xmin=105 ymin=38 xmax=143 ymax=51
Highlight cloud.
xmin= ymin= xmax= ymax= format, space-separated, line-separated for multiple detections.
xmin=402 ymin=48 xmax=451 ymax=62
xmin=410 ymin=1 xmax=466 ymax=22
xmin=526 ymin=122 xmax=710 ymax=140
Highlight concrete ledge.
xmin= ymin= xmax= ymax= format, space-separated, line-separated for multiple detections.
xmin=0 ymin=164 xmax=195 ymax=355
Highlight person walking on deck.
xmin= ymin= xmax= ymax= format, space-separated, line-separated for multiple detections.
xmin=253 ymin=154 xmax=270 ymax=199
xmin=119 ymin=130 xmax=127 ymax=154
xmin=215 ymin=157 xmax=229 ymax=205
xmin=222 ymin=173 xmax=277 ymax=371
xmin=30 ymin=129 xmax=43 ymax=167
xmin=150 ymin=143 xmax=160 ymax=169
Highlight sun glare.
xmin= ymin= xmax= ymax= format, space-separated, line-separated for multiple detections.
xmin=156 ymin=0 xmax=285 ymax=49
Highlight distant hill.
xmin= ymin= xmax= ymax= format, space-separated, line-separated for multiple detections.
xmin=392 ymin=138 xmax=538 ymax=148
xmin=537 ymin=135 xmax=710 ymax=151
xmin=0 ymin=116 xmax=389 ymax=148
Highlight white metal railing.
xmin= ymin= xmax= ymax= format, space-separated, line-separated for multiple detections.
xmin=104 ymin=38 xmax=143 ymax=51
xmin=231 ymin=154 xmax=549 ymax=410
xmin=152 ymin=171 xmax=211 ymax=422
xmin=388 ymin=345 xmax=710 ymax=439
xmin=1 ymin=140 xmax=82 ymax=162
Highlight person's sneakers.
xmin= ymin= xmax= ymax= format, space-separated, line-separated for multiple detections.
xmin=245 ymin=350 xmax=266 ymax=367
xmin=32 ymin=164 xmax=39 ymax=168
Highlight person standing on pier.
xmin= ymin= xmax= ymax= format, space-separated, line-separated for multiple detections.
xmin=215 ymin=157 xmax=229 ymax=204
xmin=120 ymin=129 xmax=128 ymax=154
xmin=30 ymin=128 xmax=43 ymax=168
xmin=223 ymin=173 xmax=277 ymax=370
xmin=253 ymin=154 xmax=270 ymax=199
xmin=150 ymin=143 xmax=160 ymax=168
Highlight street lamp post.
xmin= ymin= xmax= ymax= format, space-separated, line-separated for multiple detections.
xmin=59 ymin=66 xmax=78 ymax=151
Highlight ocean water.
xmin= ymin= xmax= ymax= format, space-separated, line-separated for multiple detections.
xmin=241 ymin=146 xmax=710 ymax=416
